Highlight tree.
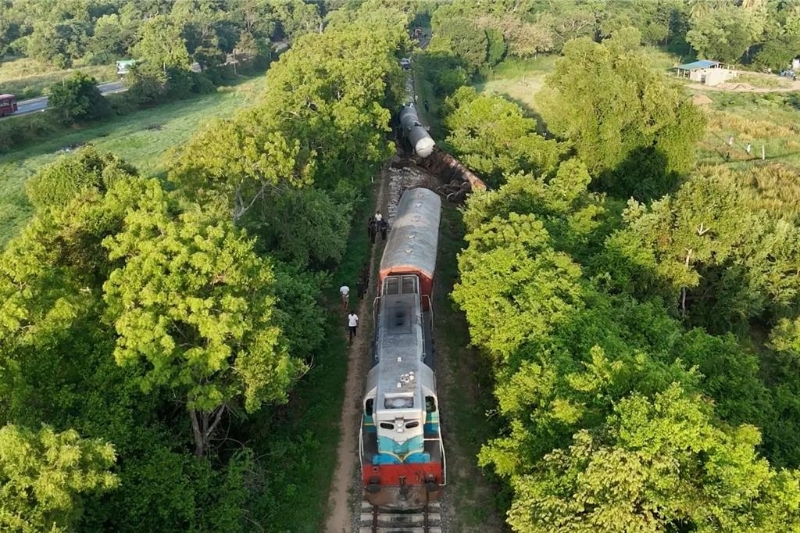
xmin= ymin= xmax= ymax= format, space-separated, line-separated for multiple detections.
xmin=25 ymin=20 xmax=86 ymax=68
xmin=133 ymin=15 xmax=191 ymax=73
xmin=169 ymin=21 xmax=404 ymax=215
xmin=25 ymin=147 xmax=137 ymax=212
xmin=88 ymin=14 xmax=130 ymax=64
xmin=0 ymin=424 xmax=118 ymax=533
xmin=444 ymin=87 xmax=563 ymax=187
xmin=244 ymin=186 xmax=353 ymax=268
xmin=539 ymin=37 xmax=705 ymax=200
xmin=430 ymin=16 xmax=488 ymax=72
xmin=507 ymin=385 xmax=800 ymax=533
xmin=686 ymin=1 xmax=765 ymax=63
xmin=102 ymin=180 xmax=304 ymax=457
xmin=600 ymin=167 xmax=800 ymax=329
xmin=452 ymin=212 xmax=584 ymax=360
xmin=48 ymin=72 xmax=110 ymax=124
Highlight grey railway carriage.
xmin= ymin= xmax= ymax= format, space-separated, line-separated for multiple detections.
xmin=360 ymin=188 xmax=445 ymax=509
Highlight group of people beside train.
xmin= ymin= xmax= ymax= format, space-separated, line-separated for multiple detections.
xmin=339 ymin=212 xmax=389 ymax=343
xmin=367 ymin=212 xmax=388 ymax=244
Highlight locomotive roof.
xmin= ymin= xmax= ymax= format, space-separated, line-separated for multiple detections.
xmin=380 ymin=188 xmax=441 ymax=280
xmin=366 ymin=281 xmax=435 ymax=411
xmin=379 ymin=295 xmax=422 ymax=403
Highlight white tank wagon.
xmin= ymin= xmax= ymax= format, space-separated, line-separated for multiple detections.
xmin=399 ymin=105 xmax=435 ymax=158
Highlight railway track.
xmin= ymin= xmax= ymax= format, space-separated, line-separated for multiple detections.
xmin=358 ymin=500 xmax=442 ymax=533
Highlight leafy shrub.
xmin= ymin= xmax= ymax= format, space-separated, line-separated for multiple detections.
xmin=48 ymin=71 xmax=111 ymax=124
xmin=25 ymin=146 xmax=138 ymax=211
xmin=0 ymin=111 xmax=60 ymax=152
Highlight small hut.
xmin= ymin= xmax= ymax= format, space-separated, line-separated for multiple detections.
xmin=674 ymin=60 xmax=737 ymax=86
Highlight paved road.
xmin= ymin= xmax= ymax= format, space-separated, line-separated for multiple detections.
xmin=6 ymin=81 xmax=127 ymax=118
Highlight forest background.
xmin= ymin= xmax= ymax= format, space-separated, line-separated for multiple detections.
xmin=3 ymin=0 xmax=800 ymax=532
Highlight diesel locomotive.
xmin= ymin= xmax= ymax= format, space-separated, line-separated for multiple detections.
xmin=359 ymin=187 xmax=445 ymax=509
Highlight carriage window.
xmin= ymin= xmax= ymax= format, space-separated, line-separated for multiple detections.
xmin=365 ymin=399 xmax=374 ymax=417
xmin=379 ymin=422 xmax=394 ymax=430
xmin=405 ymin=421 xmax=419 ymax=429
xmin=426 ymin=396 xmax=437 ymax=413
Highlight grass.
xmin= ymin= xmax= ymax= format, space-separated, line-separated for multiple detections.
xmin=0 ymin=76 xmax=266 ymax=248
xmin=695 ymin=91 xmax=800 ymax=170
xmin=736 ymin=72 xmax=792 ymax=89
xmin=473 ymin=56 xmax=555 ymax=115
xmin=0 ymin=56 xmax=116 ymax=99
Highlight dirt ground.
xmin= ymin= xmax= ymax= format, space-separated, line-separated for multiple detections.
xmin=689 ymin=78 xmax=800 ymax=93
xmin=324 ymin=169 xmax=390 ymax=533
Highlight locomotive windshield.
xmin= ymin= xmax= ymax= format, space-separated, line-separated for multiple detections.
xmin=384 ymin=393 xmax=413 ymax=409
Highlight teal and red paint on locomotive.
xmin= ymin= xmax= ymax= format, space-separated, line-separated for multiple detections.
xmin=359 ymin=188 xmax=446 ymax=509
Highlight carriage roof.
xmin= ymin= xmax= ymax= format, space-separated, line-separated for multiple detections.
xmin=380 ymin=188 xmax=441 ymax=280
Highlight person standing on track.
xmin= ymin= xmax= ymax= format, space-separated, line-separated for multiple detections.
xmin=340 ymin=284 xmax=350 ymax=311
xmin=348 ymin=311 xmax=359 ymax=342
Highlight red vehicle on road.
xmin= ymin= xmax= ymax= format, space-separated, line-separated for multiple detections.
xmin=0 ymin=94 xmax=17 ymax=117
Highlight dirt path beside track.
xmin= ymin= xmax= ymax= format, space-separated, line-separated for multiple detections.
xmin=324 ymin=169 xmax=389 ymax=533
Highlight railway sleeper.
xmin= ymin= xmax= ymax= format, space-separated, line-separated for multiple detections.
xmin=358 ymin=526 xmax=442 ymax=533
xmin=358 ymin=513 xmax=442 ymax=526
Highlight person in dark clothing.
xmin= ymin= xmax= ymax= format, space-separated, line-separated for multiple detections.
xmin=357 ymin=277 xmax=365 ymax=300
xmin=424 ymin=99 xmax=429 ymax=113
xmin=379 ymin=219 xmax=388 ymax=241
xmin=367 ymin=216 xmax=377 ymax=244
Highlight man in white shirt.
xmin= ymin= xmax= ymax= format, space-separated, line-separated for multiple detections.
xmin=348 ymin=311 xmax=359 ymax=342
xmin=340 ymin=284 xmax=349 ymax=310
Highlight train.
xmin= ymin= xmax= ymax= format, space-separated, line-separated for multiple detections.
xmin=359 ymin=187 xmax=446 ymax=509
xmin=399 ymin=75 xmax=435 ymax=158
xmin=399 ymin=105 xmax=435 ymax=158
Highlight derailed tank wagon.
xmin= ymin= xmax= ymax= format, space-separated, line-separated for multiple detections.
xmin=360 ymin=188 xmax=445 ymax=509
xmin=399 ymin=105 xmax=435 ymax=158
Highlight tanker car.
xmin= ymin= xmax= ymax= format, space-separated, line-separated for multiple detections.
xmin=359 ymin=188 xmax=445 ymax=509
xmin=399 ymin=105 xmax=435 ymax=158
xmin=399 ymin=74 xmax=435 ymax=158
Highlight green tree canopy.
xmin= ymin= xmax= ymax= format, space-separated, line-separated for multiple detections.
xmin=539 ymin=37 xmax=705 ymax=200
xmin=26 ymin=147 xmax=137 ymax=212
xmin=0 ymin=424 xmax=118 ymax=533
xmin=48 ymin=72 xmax=110 ymax=124
xmin=102 ymin=179 xmax=303 ymax=456
xmin=444 ymin=87 xmax=563 ymax=188
xmin=507 ymin=385 xmax=800 ymax=533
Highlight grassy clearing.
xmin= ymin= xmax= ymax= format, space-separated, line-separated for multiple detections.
xmin=0 ymin=57 xmax=116 ymax=99
xmin=474 ymin=56 xmax=555 ymax=115
xmin=0 ymin=76 xmax=266 ymax=248
xmin=736 ymin=72 xmax=792 ymax=89
xmin=695 ymin=91 xmax=800 ymax=170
